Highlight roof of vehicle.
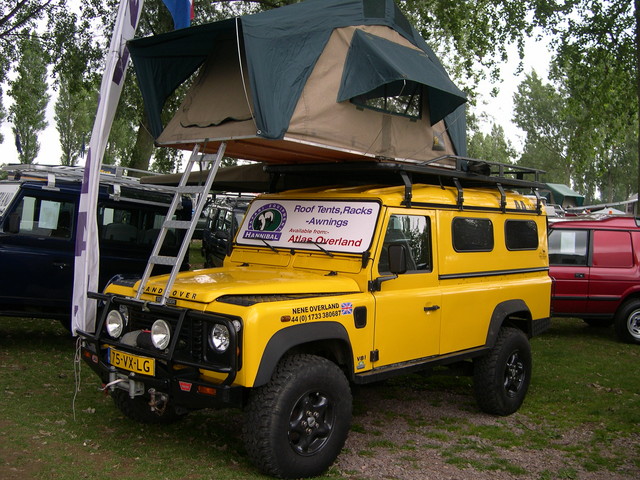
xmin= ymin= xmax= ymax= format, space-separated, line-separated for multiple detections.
xmin=549 ymin=215 xmax=640 ymax=229
xmin=1 ymin=164 xmax=179 ymax=208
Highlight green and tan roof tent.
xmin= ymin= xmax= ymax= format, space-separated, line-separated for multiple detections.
xmin=128 ymin=0 xmax=467 ymax=165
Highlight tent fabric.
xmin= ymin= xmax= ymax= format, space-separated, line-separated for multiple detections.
xmin=337 ymin=29 xmax=466 ymax=125
xmin=284 ymin=25 xmax=458 ymax=162
xmin=128 ymin=0 xmax=468 ymax=162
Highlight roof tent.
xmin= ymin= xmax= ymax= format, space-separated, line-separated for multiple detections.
xmin=128 ymin=0 xmax=467 ymax=164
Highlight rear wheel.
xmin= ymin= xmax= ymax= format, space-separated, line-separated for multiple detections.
xmin=243 ymin=354 xmax=352 ymax=479
xmin=473 ymin=327 xmax=532 ymax=416
xmin=614 ymin=300 xmax=640 ymax=344
xmin=110 ymin=388 xmax=187 ymax=424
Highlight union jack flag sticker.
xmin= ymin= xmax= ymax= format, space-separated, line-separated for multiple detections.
xmin=341 ymin=302 xmax=353 ymax=315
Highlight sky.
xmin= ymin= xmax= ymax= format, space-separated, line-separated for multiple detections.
xmin=0 ymin=18 xmax=550 ymax=169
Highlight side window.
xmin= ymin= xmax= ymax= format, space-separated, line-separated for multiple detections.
xmin=5 ymin=195 xmax=74 ymax=239
xmin=215 ymin=210 xmax=232 ymax=236
xmin=548 ymin=229 xmax=588 ymax=266
xmin=378 ymin=214 xmax=431 ymax=274
xmin=99 ymin=205 xmax=176 ymax=247
xmin=505 ymin=220 xmax=539 ymax=250
xmin=592 ymin=230 xmax=632 ymax=268
xmin=452 ymin=217 xmax=494 ymax=252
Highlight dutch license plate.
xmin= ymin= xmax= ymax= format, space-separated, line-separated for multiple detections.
xmin=109 ymin=348 xmax=155 ymax=376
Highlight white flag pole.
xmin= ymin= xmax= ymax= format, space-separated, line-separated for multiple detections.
xmin=72 ymin=0 xmax=145 ymax=335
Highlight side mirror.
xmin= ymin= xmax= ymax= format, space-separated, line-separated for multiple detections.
xmin=387 ymin=244 xmax=407 ymax=274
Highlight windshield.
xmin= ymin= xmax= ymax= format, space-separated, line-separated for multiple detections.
xmin=237 ymin=199 xmax=380 ymax=254
xmin=0 ymin=183 xmax=20 ymax=219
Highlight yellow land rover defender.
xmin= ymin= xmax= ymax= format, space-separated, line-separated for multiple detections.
xmin=79 ymin=160 xmax=551 ymax=479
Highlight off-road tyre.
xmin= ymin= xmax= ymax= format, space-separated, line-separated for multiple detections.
xmin=473 ymin=327 xmax=532 ymax=416
xmin=110 ymin=388 xmax=187 ymax=424
xmin=614 ymin=299 xmax=640 ymax=344
xmin=243 ymin=354 xmax=352 ymax=479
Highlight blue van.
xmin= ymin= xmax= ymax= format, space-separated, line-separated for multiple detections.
xmin=0 ymin=165 xmax=191 ymax=326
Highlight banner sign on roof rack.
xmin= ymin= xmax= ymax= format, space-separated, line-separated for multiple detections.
xmin=237 ymin=199 xmax=380 ymax=253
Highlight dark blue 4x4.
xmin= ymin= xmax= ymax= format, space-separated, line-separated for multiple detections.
xmin=0 ymin=165 xmax=191 ymax=325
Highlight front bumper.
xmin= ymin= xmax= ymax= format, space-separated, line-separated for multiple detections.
xmin=77 ymin=292 xmax=245 ymax=410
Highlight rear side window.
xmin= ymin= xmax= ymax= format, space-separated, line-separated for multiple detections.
xmin=452 ymin=217 xmax=494 ymax=252
xmin=99 ymin=205 xmax=176 ymax=247
xmin=592 ymin=230 xmax=633 ymax=268
xmin=505 ymin=220 xmax=539 ymax=250
xmin=548 ymin=229 xmax=588 ymax=266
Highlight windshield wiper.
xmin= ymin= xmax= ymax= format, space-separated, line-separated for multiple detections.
xmin=260 ymin=239 xmax=278 ymax=253
xmin=305 ymin=241 xmax=334 ymax=257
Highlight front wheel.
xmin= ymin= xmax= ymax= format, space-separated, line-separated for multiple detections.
xmin=243 ymin=354 xmax=352 ymax=479
xmin=614 ymin=300 xmax=640 ymax=344
xmin=473 ymin=327 xmax=532 ymax=416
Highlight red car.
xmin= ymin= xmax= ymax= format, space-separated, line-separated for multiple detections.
xmin=549 ymin=215 xmax=640 ymax=344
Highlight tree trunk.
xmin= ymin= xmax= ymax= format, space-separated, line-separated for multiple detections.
xmin=128 ymin=113 xmax=155 ymax=175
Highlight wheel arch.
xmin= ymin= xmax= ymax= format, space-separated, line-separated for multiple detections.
xmin=253 ymin=321 xmax=354 ymax=387
xmin=485 ymin=299 xmax=533 ymax=348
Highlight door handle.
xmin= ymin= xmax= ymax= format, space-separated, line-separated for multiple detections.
xmin=574 ymin=273 xmax=585 ymax=278
xmin=53 ymin=262 xmax=70 ymax=270
xmin=424 ymin=305 xmax=440 ymax=312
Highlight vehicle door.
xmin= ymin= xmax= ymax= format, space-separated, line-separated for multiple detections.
xmin=97 ymin=201 xmax=180 ymax=284
xmin=372 ymin=210 xmax=441 ymax=367
xmin=548 ymin=228 xmax=590 ymax=314
xmin=0 ymin=187 xmax=77 ymax=314
xmin=587 ymin=229 xmax=635 ymax=314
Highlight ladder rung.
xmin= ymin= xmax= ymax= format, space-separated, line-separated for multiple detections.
xmin=149 ymin=255 xmax=178 ymax=266
xmin=164 ymin=220 xmax=192 ymax=229
xmin=194 ymin=154 xmax=217 ymax=164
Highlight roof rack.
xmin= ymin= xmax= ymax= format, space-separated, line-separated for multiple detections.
xmin=266 ymin=158 xmax=546 ymax=212
xmin=1 ymin=164 xmax=180 ymax=207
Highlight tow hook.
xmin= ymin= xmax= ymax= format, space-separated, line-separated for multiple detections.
xmin=148 ymin=388 xmax=168 ymax=415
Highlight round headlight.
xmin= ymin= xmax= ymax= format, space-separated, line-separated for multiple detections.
xmin=106 ymin=310 xmax=125 ymax=338
xmin=210 ymin=324 xmax=230 ymax=352
xmin=151 ymin=320 xmax=171 ymax=350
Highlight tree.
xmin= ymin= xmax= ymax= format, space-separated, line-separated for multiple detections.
xmin=8 ymin=34 xmax=50 ymax=164
xmin=468 ymin=124 xmax=516 ymax=164
xmin=512 ymin=71 xmax=577 ymax=186
xmin=54 ymin=74 xmax=95 ymax=166
xmin=0 ymin=1 xmax=60 ymax=141
xmin=547 ymin=0 xmax=638 ymax=203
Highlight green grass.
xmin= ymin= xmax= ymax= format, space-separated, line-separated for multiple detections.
xmin=1 ymin=313 xmax=639 ymax=479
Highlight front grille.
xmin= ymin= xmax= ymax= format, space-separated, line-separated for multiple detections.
xmin=93 ymin=294 xmax=242 ymax=378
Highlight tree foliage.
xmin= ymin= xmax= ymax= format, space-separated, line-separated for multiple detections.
xmin=467 ymin=123 xmax=516 ymax=164
xmin=8 ymin=34 xmax=50 ymax=164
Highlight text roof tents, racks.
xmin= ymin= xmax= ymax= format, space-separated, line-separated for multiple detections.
xmin=1 ymin=163 xmax=179 ymax=208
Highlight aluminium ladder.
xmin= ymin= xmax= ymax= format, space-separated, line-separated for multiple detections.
xmin=135 ymin=142 xmax=227 ymax=304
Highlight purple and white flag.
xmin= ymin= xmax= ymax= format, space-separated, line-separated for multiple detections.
xmin=71 ymin=0 xmax=144 ymax=335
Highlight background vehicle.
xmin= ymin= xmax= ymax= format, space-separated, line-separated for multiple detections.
xmin=549 ymin=215 xmax=640 ymax=344
xmin=0 ymin=165 xmax=191 ymax=324
xmin=201 ymin=194 xmax=252 ymax=267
